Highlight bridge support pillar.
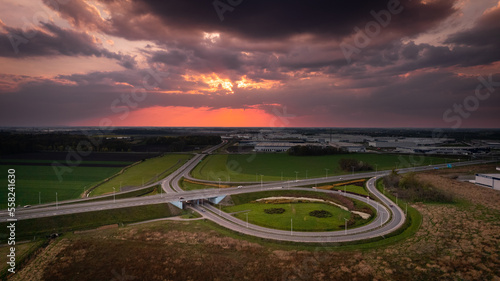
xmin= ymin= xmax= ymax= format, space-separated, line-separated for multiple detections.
xmin=208 ymin=195 xmax=226 ymax=204
xmin=170 ymin=201 xmax=183 ymax=209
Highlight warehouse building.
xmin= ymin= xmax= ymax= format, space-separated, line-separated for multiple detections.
xmin=475 ymin=174 xmax=500 ymax=190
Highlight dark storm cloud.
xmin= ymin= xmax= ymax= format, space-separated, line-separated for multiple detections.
xmin=46 ymin=0 xmax=456 ymax=44
xmin=0 ymin=80 xmax=122 ymax=126
xmin=140 ymin=0 xmax=456 ymax=40
xmin=150 ymin=50 xmax=188 ymax=66
xmin=42 ymin=0 xmax=461 ymax=78
xmin=0 ymin=22 xmax=136 ymax=68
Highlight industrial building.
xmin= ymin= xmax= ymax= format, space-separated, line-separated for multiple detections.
xmin=475 ymin=174 xmax=500 ymax=190
xmin=368 ymin=141 xmax=416 ymax=148
xmin=330 ymin=142 xmax=366 ymax=153
xmin=396 ymin=146 xmax=489 ymax=155
xmin=254 ymin=142 xmax=297 ymax=152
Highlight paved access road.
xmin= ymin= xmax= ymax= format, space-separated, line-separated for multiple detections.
xmin=1 ymin=141 xmax=495 ymax=243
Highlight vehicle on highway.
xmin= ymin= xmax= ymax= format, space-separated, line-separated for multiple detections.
xmin=237 ymin=185 xmax=243 ymax=188
xmin=23 ymin=205 xmax=31 ymax=208
xmin=179 ymin=197 xmax=184 ymax=200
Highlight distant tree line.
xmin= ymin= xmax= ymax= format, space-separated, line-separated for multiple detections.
xmin=0 ymin=133 xmax=131 ymax=155
xmin=287 ymin=145 xmax=342 ymax=156
xmin=0 ymin=133 xmax=221 ymax=155
xmin=141 ymin=135 xmax=221 ymax=152
xmin=144 ymin=135 xmax=221 ymax=146
xmin=339 ymin=158 xmax=373 ymax=172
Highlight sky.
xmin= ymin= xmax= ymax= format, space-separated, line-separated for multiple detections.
xmin=0 ymin=0 xmax=499 ymax=128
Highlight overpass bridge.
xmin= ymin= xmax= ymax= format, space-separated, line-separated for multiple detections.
xmin=170 ymin=195 xmax=227 ymax=209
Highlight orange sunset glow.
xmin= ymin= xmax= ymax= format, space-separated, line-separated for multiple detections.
xmin=79 ymin=106 xmax=279 ymax=127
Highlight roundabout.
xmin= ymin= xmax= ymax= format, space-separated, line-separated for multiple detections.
xmin=222 ymin=195 xmax=374 ymax=232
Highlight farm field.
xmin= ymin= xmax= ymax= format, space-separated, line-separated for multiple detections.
xmin=191 ymin=153 xmax=459 ymax=182
xmin=0 ymin=164 xmax=124 ymax=209
xmin=224 ymin=202 xmax=357 ymax=231
xmin=90 ymin=154 xmax=192 ymax=196
xmin=0 ymin=152 xmax=188 ymax=207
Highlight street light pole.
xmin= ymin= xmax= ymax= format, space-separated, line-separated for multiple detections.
xmin=56 ymin=192 xmax=58 ymax=209
xmin=246 ymin=212 xmax=249 ymax=228
xmin=344 ymin=218 xmax=348 ymax=235
xmin=260 ymin=175 xmax=263 ymax=190
xmin=291 ymin=218 xmax=293 ymax=236
xmin=113 ymin=187 xmax=116 ymax=203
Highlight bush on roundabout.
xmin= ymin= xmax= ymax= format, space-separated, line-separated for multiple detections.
xmin=309 ymin=210 xmax=333 ymax=218
xmin=264 ymin=208 xmax=286 ymax=214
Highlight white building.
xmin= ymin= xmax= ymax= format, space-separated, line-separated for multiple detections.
xmin=330 ymin=142 xmax=366 ymax=153
xmin=368 ymin=141 xmax=416 ymax=148
xmin=396 ymin=146 xmax=489 ymax=155
xmin=254 ymin=142 xmax=296 ymax=152
xmin=475 ymin=174 xmax=500 ymax=190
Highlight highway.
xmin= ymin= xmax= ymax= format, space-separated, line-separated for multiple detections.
xmin=1 ymin=141 xmax=495 ymax=243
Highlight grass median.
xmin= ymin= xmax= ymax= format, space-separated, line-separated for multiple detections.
xmin=90 ymin=154 xmax=192 ymax=196
xmin=190 ymin=153 xmax=459 ymax=182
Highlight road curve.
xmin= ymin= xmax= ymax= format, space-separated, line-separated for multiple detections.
xmin=1 ymin=142 xmax=495 ymax=244
xmin=188 ymin=177 xmax=402 ymax=243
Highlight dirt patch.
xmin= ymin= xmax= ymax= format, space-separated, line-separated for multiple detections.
xmin=10 ymin=239 xmax=71 ymax=281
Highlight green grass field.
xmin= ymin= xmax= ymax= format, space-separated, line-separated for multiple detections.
xmin=90 ymin=154 xmax=192 ymax=196
xmin=0 ymin=164 xmax=123 ymax=209
xmin=0 ymin=203 xmax=179 ymax=242
xmin=191 ymin=153 xmax=457 ymax=182
xmin=329 ymin=184 xmax=369 ymax=196
xmin=224 ymin=202 xmax=356 ymax=231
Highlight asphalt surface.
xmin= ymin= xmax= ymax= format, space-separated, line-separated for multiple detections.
xmin=1 ymin=142 xmax=495 ymax=243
